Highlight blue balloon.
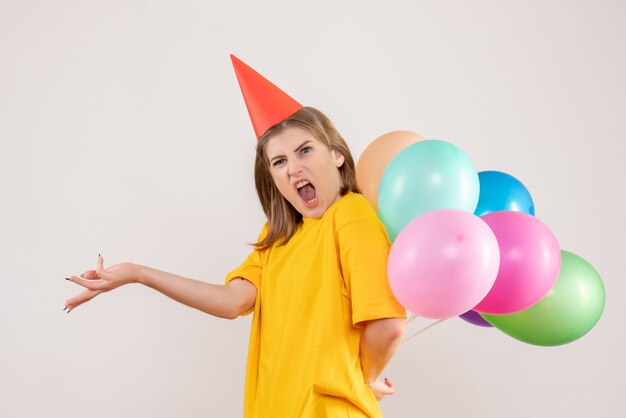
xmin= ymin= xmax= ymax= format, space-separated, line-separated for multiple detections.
xmin=474 ymin=171 xmax=535 ymax=217
xmin=378 ymin=140 xmax=479 ymax=241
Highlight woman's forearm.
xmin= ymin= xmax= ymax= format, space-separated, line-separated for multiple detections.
xmin=136 ymin=264 xmax=255 ymax=319
xmin=360 ymin=318 xmax=406 ymax=384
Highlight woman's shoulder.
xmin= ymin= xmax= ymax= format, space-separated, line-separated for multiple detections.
xmin=329 ymin=192 xmax=391 ymax=243
xmin=331 ymin=192 xmax=379 ymax=225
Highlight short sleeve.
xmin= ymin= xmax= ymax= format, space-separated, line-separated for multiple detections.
xmin=224 ymin=223 xmax=269 ymax=315
xmin=338 ymin=217 xmax=406 ymax=327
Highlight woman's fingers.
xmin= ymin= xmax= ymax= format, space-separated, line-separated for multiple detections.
xmin=95 ymin=254 xmax=114 ymax=281
xmin=80 ymin=269 xmax=98 ymax=279
xmin=367 ymin=379 xmax=396 ymax=401
xmin=77 ymin=255 xmax=105 ymax=281
xmin=64 ymin=256 xmax=111 ymax=312
xmin=65 ymin=288 xmax=102 ymax=311
xmin=96 ymin=254 xmax=104 ymax=275
xmin=67 ymin=275 xmax=107 ymax=290
xmin=383 ymin=378 xmax=395 ymax=395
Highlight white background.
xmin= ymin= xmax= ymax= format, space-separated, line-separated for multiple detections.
xmin=1 ymin=1 xmax=624 ymax=417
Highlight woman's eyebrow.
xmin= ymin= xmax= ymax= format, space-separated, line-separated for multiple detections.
xmin=270 ymin=141 xmax=313 ymax=162
xmin=293 ymin=140 xmax=313 ymax=153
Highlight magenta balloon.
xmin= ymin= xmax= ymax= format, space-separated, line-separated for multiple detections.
xmin=388 ymin=209 xmax=500 ymax=319
xmin=473 ymin=211 xmax=561 ymax=315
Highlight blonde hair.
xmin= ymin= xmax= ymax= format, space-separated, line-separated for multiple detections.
xmin=254 ymin=107 xmax=360 ymax=250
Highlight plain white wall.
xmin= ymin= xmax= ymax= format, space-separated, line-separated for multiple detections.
xmin=1 ymin=0 xmax=624 ymax=417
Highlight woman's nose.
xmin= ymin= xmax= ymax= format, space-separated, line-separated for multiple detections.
xmin=288 ymin=162 xmax=303 ymax=176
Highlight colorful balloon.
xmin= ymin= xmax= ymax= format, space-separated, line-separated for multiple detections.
xmin=356 ymin=131 xmax=424 ymax=212
xmin=388 ymin=209 xmax=499 ymax=319
xmin=378 ymin=140 xmax=480 ymax=241
xmin=482 ymin=251 xmax=605 ymax=346
xmin=473 ymin=211 xmax=561 ymax=315
xmin=459 ymin=310 xmax=493 ymax=327
xmin=475 ymin=171 xmax=535 ymax=216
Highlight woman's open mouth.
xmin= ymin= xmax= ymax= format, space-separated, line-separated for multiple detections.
xmin=296 ymin=180 xmax=318 ymax=207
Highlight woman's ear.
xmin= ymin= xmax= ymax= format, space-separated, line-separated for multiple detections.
xmin=332 ymin=150 xmax=345 ymax=168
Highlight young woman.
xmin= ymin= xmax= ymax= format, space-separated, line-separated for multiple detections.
xmin=65 ymin=57 xmax=407 ymax=418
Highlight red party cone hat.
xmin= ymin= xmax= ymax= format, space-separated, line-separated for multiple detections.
xmin=231 ymin=54 xmax=303 ymax=139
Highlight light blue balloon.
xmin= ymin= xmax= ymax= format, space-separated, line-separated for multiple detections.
xmin=475 ymin=171 xmax=535 ymax=217
xmin=378 ymin=140 xmax=479 ymax=241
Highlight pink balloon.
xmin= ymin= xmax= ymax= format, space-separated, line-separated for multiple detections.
xmin=388 ymin=209 xmax=500 ymax=319
xmin=473 ymin=211 xmax=561 ymax=315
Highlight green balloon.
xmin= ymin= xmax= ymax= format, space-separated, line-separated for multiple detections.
xmin=482 ymin=250 xmax=605 ymax=346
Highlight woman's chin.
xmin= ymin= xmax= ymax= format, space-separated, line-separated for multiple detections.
xmin=296 ymin=193 xmax=343 ymax=219
xmin=298 ymin=198 xmax=326 ymax=219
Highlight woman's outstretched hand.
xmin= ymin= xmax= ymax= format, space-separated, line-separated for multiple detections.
xmin=367 ymin=377 xmax=395 ymax=401
xmin=64 ymin=255 xmax=139 ymax=313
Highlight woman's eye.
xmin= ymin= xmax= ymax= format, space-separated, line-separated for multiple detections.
xmin=273 ymin=159 xmax=286 ymax=167
xmin=301 ymin=146 xmax=312 ymax=154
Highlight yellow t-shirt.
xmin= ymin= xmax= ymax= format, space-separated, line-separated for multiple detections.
xmin=225 ymin=192 xmax=406 ymax=418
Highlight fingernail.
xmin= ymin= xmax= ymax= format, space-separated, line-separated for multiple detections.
xmin=63 ymin=306 xmax=68 ymax=311
xmin=80 ymin=274 xmax=84 ymax=278
xmin=99 ymin=254 xmax=101 ymax=257
xmin=67 ymin=309 xmax=72 ymax=314
xmin=65 ymin=277 xmax=70 ymax=280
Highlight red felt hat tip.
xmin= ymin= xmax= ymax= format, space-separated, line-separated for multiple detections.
xmin=231 ymin=55 xmax=303 ymax=139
